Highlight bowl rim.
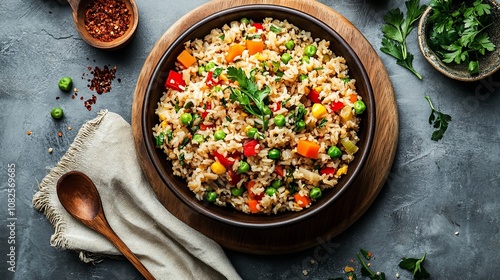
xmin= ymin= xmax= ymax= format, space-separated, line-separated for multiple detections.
xmin=417 ymin=1 xmax=500 ymax=82
xmin=141 ymin=4 xmax=376 ymax=228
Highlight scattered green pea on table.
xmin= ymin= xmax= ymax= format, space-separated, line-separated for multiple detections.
xmin=50 ymin=107 xmax=64 ymax=119
xmin=58 ymin=76 xmax=73 ymax=92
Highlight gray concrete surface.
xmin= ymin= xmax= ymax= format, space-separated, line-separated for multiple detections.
xmin=1 ymin=0 xmax=499 ymax=279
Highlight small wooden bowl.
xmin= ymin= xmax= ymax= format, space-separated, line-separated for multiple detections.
xmin=68 ymin=0 xmax=139 ymax=51
xmin=418 ymin=0 xmax=500 ymax=82
xmin=139 ymin=5 xmax=376 ymax=229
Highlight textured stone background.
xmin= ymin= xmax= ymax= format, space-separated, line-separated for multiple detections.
xmin=1 ymin=0 xmax=499 ymax=279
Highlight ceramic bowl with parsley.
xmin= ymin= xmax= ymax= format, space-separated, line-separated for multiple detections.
xmin=418 ymin=0 xmax=500 ymax=82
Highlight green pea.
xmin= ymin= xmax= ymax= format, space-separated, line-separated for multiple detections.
xmin=296 ymin=120 xmax=306 ymax=131
xmin=268 ymin=148 xmax=281 ymax=160
xmin=274 ymin=114 xmax=285 ymax=127
xmin=310 ymin=187 xmax=322 ymax=200
xmin=271 ymin=179 xmax=281 ymax=189
xmin=263 ymin=106 xmax=272 ymax=116
xmin=285 ymin=40 xmax=295 ymax=50
xmin=299 ymin=74 xmax=308 ymax=82
xmin=304 ymin=45 xmax=317 ymax=57
xmin=180 ymin=113 xmax=192 ymax=125
xmin=247 ymin=127 xmax=258 ymax=138
xmin=231 ymin=187 xmax=244 ymax=196
xmin=205 ymin=61 xmax=216 ymax=71
xmin=302 ymin=56 xmax=310 ymax=64
xmin=237 ymin=161 xmax=250 ymax=174
xmin=240 ymin=18 xmax=250 ymax=25
xmin=265 ymin=187 xmax=277 ymax=196
xmin=50 ymin=107 xmax=64 ymax=119
xmin=281 ymin=53 xmax=292 ymax=64
xmin=353 ymin=100 xmax=366 ymax=115
xmin=192 ymin=134 xmax=204 ymax=144
xmin=214 ymin=129 xmax=226 ymax=140
xmin=58 ymin=76 xmax=72 ymax=92
xmin=327 ymin=146 xmax=342 ymax=158
xmin=205 ymin=191 xmax=217 ymax=202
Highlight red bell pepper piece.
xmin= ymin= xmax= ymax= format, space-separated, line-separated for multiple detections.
xmin=200 ymin=123 xmax=215 ymax=131
xmin=165 ymin=70 xmax=185 ymax=91
xmin=272 ymin=102 xmax=281 ymax=112
xmin=201 ymin=102 xmax=211 ymax=119
xmin=213 ymin=151 xmax=235 ymax=168
xmin=330 ymin=101 xmax=344 ymax=112
xmin=252 ymin=23 xmax=264 ymax=30
xmin=308 ymin=89 xmax=321 ymax=103
xmin=227 ymin=169 xmax=241 ymax=186
xmin=246 ymin=181 xmax=263 ymax=201
xmin=205 ymin=71 xmax=220 ymax=88
xmin=243 ymin=139 xmax=260 ymax=157
xmin=274 ymin=165 xmax=284 ymax=177
xmin=319 ymin=167 xmax=336 ymax=175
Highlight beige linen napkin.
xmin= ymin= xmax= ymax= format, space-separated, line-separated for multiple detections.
xmin=33 ymin=110 xmax=241 ymax=280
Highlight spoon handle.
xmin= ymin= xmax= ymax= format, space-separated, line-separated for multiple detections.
xmin=93 ymin=215 xmax=156 ymax=280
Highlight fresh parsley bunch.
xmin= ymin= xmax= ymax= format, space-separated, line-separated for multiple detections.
xmin=427 ymin=0 xmax=496 ymax=75
xmin=381 ymin=0 xmax=427 ymax=79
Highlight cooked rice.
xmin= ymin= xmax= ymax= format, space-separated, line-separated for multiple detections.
xmin=153 ymin=18 xmax=363 ymax=214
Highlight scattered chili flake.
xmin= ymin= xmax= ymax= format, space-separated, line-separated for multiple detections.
xmin=84 ymin=94 xmax=98 ymax=111
xmin=71 ymin=94 xmax=75 ymax=99
xmin=84 ymin=0 xmax=131 ymax=42
xmin=27 ymin=130 xmax=32 ymax=135
xmin=57 ymin=131 xmax=63 ymax=137
xmin=86 ymin=65 xmax=117 ymax=94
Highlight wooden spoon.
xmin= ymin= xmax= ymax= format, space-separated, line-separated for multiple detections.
xmin=56 ymin=171 xmax=155 ymax=280
xmin=67 ymin=0 xmax=139 ymax=50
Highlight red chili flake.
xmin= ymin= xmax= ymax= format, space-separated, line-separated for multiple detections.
xmin=57 ymin=131 xmax=63 ymax=137
xmin=84 ymin=94 xmax=98 ymax=111
xmin=71 ymin=95 xmax=75 ymax=99
xmin=84 ymin=0 xmax=131 ymax=42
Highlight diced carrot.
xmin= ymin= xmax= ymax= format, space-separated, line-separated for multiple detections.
xmin=296 ymin=140 xmax=320 ymax=159
xmin=177 ymin=50 xmax=197 ymax=68
xmin=246 ymin=40 xmax=264 ymax=55
xmin=349 ymin=93 xmax=358 ymax=103
xmin=247 ymin=199 xmax=259 ymax=213
xmin=294 ymin=193 xmax=311 ymax=207
xmin=225 ymin=44 xmax=245 ymax=63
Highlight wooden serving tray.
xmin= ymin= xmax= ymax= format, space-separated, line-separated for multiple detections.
xmin=132 ymin=0 xmax=398 ymax=254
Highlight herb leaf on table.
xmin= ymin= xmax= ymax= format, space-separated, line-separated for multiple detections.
xmin=381 ymin=0 xmax=426 ymax=79
xmin=425 ymin=95 xmax=452 ymax=141
xmin=399 ymin=252 xmax=431 ymax=279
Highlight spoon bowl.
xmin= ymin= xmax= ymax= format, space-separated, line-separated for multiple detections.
xmin=56 ymin=171 xmax=155 ymax=280
xmin=67 ymin=0 xmax=139 ymax=50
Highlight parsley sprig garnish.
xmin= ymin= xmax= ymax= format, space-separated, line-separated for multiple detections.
xmin=427 ymin=0 xmax=495 ymax=75
xmin=425 ymin=95 xmax=451 ymax=141
xmin=227 ymin=66 xmax=271 ymax=130
xmin=381 ymin=0 xmax=426 ymax=79
xmin=399 ymin=252 xmax=431 ymax=280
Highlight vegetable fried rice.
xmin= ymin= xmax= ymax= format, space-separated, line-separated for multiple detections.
xmin=153 ymin=17 xmax=366 ymax=214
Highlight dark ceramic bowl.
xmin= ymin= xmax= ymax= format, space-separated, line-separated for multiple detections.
xmin=141 ymin=5 xmax=375 ymax=228
xmin=418 ymin=0 xmax=500 ymax=82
